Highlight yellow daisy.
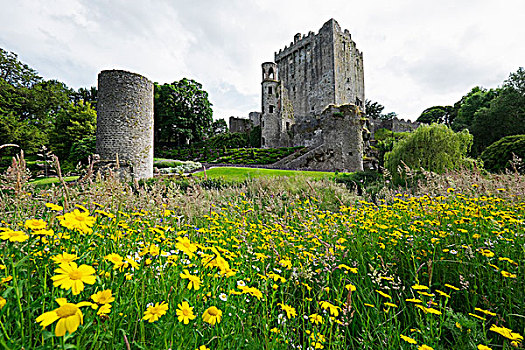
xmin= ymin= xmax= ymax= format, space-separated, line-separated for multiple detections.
xmin=51 ymin=262 xmax=96 ymax=295
xmin=143 ymin=302 xmax=168 ymax=323
xmin=202 ymin=306 xmax=222 ymax=325
xmin=35 ymin=298 xmax=91 ymax=336
xmin=176 ymin=301 xmax=196 ymax=324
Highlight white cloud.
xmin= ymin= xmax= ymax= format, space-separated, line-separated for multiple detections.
xmin=1 ymin=0 xmax=524 ymax=120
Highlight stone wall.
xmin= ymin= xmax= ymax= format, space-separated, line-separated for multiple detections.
xmin=279 ymin=104 xmax=364 ymax=172
xmin=229 ymin=116 xmax=253 ymax=133
xmin=273 ymin=18 xmax=364 ymax=120
xmin=96 ymin=70 xmax=154 ymax=179
xmin=370 ymin=117 xmax=421 ymax=137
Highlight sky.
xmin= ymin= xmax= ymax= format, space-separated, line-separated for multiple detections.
xmin=1 ymin=0 xmax=524 ymax=121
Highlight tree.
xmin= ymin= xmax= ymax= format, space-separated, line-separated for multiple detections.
xmin=365 ymin=99 xmax=384 ymax=119
xmin=451 ymin=87 xmax=498 ymax=132
xmin=209 ymin=118 xmax=228 ymax=137
xmin=72 ymin=87 xmax=98 ymax=110
xmin=480 ymin=135 xmax=525 ymax=174
xmin=470 ymin=68 xmax=525 ymax=155
xmin=154 ymin=78 xmax=213 ymax=148
xmin=0 ymin=48 xmax=41 ymax=87
xmin=416 ymin=106 xmax=454 ymax=125
xmin=49 ymin=100 xmax=97 ymax=161
xmin=504 ymin=67 xmax=525 ymax=96
xmin=384 ymin=124 xmax=473 ymax=183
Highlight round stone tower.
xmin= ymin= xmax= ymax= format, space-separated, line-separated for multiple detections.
xmin=96 ymin=70 xmax=154 ymax=179
xmin=261 ymin=62 xmax=280 ymax=148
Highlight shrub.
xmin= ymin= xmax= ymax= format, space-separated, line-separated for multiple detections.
xmin=480 ymin=134 xmax=525 ymax=173
xmin=385 ymin=124 xmax=473 ymax=184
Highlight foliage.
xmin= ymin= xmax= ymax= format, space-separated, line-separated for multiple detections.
xmin=69 ymin=135 xmax=96 ymax=165
xmin=365 ymin=99 xmax=398 ymax=120
xmin=248 ymin=125 xmax=262 ymax=148
xmin=0 ymin=175 xmax=523 ymax=349
xmin=450 ymin=87 xmax=498 ymax=132
xmin=480 ymin=134 xmax=525 ymax=173
xmin=365 ymin=99 xmax=384 ymax=119
xmin=334 ymin=171 xmax=384 ymax=198
xmin=156 ymin=146 xmax=302 ymax=165
xmin=0 ymin=49 xmax=74 ymax=154
xmin=470 ymin=86 xmax=525 ymax=155
xmin=208 ymin=118 xmax=228 ymax=137
xmin=384 ymin=124 xmax=473 ymax=183
xmin=154 ymin=79 xmax=213 ymax=148
xmin=416 ymin=105 xmax=454 ymax=126
xmin=49 ymin=100 xmax=97 ymax=162
xmin=205 ymin=132 xmax=249 ymax=149
xmin=0 ymin=48 xmax=41 ymax=87
xmin=372 ymin=129 xmax=409 ymax=167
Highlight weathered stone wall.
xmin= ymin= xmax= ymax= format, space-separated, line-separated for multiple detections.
xmin=96 ymin=70 xmax=154 ymax=179
xmin=248 ymin=112 xmax=261 ymax=127
xmin=279 ymin=104 xmax=364 ymax=172
xmin=273 ymin=19 xmax=364 ymax=120
xmin=371 ymin=117 xmax=421 ymax=135
xmin=229 ymin=117 xmax=253 ymax=133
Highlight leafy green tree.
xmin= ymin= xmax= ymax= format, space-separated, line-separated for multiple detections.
xmin=49 ymin=100 xmax=96 ymax=161
xmin=480 ymin=135 xmax=525 ymax=174
xmin=0 ymin=48 xmax=41 ymax=87
xmin=416 ymin=106 xmax=454 ymax=126
xmin=154 ymin=78 xmax=213 ymax=148
xmin=451 ymin=87 xmax=498 ymax=131
xmin=470 ymin=68 xmax=525 ymax=155
xmin=72 ymin=86 xmax=98 ymax=110
xmin=365 ymin=99 xmax=384 ymax=119
xmin=69 ymin=135 xmax=96 ymax=165
xmin=384 ymin=124 xmax=473 ymax=182
xmin=209 ymin=118 xmax=228 ymax=136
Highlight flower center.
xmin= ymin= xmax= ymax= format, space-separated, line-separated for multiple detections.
xmin=74 ymin=215 xmax=86 ymax=222
xmin=182 ymin=309 xmax=191 ymax=316
xmin=208 ymin=308 xmax=218 ymax=316
xmin=56 ymin=304 xmax=79 ymax=318
xmin=69 ymin=270 xmax=83 ymax=280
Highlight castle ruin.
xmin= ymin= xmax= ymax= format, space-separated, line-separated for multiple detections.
xmin=96 ymin=70 xmax=154 ymax=179
xmin=261 ymin=19 xmax=365 ymax=150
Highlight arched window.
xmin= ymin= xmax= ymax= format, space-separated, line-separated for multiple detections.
xmin=268 ymin=67 xmax=275 ymax=80
xmin=268 ymin=86 xmax=273 ymax=95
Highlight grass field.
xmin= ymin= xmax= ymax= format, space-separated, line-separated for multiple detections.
xmin=29 ymin=176 xmax=80 ymax=186
xmin=0 ymin=172 xmax=523 ymax=349
xmin=194 ymin=166 xmax=335 ymax=182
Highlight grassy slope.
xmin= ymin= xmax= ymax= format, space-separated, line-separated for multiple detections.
xmin=193 ymin=166 xmax=335 ymax=182
xmin=29 ymin=176 xmax=79 ymax=185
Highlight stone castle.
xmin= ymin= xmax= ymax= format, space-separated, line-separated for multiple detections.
xmin=230 ymin=18 xmax=419 ymax=172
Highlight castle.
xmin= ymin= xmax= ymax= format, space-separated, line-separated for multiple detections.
xmin=260 ymin=18 xmax=365 ymax=149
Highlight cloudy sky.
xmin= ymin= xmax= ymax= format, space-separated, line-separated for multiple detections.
xmin=1 ymin=0 xmax=524 ymax=121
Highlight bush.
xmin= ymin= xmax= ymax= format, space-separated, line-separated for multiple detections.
xmin=335 ymin=171 xmax=384 ymax=198
xmin=385 ymin=124 xmax=473 ymax=184
xmin=480 ymin=134 xmax=525 ymax=173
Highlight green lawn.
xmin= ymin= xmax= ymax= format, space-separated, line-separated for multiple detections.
xmin=193 ymin=166 xmax=335 ymax=182
xmin=29 ymin=176 xmax=79 ymax=186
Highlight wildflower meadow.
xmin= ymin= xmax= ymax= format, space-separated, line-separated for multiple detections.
xmin=0 ymin=174 xmax=523 ymax=349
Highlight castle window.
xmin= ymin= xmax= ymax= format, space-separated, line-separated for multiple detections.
xmin=262 ymin=137 xmax=265 ymax=146
xmin=286 ymin=122 xmax=290 ymax=131
xmin=269 ymin=105 xmax=275 ymax=113
xmin=261 ymin=120 xmax=265 ymax=127
xmin=268 ymin=86 xmax=273 ymax=95
xmin=268 ymin=67 xmax=275 ymax=80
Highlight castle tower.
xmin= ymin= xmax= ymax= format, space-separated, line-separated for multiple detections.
xmin=96 ymin=70 xmax=154 ymax=179
xmin=261 ymin=62 xmax=281 ymax=148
